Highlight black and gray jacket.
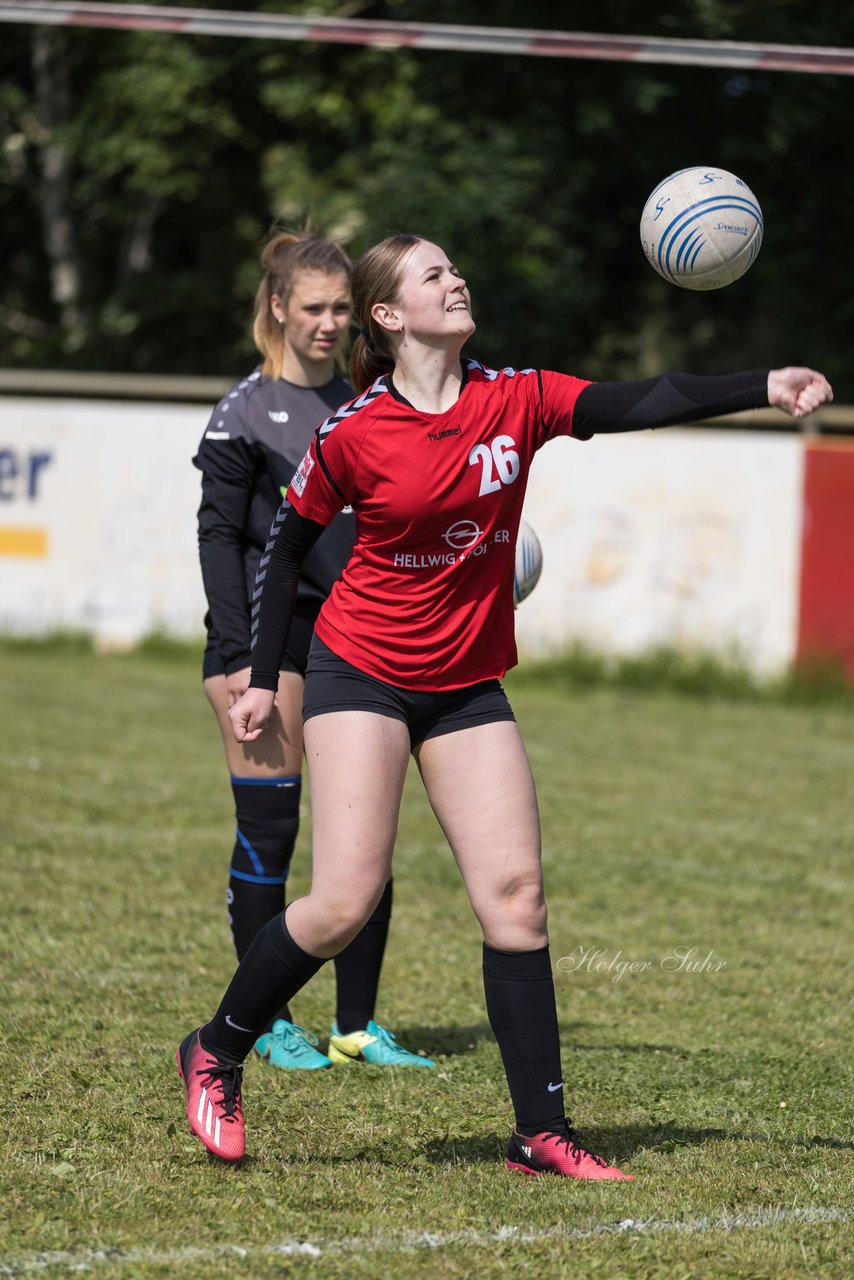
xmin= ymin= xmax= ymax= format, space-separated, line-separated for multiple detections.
xmin=193 ymin=367 xmax=355 ymax=674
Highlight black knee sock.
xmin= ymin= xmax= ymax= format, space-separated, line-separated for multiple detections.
xmin=226 ymin=879 xmax=293 ymax=1027
xmin=203 ymin=912 xmax=325 ymax=1064
xmin=333 ymin=879 xmax=393 ymax=1034
xmin=228 ymin=775 xmax=301 ymax=1025
xmin=482 ymin=943 xmax=567 ymax=1135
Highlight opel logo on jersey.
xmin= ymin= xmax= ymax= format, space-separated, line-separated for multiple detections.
xmin=442 ymin=520 xmax=483 ymax=550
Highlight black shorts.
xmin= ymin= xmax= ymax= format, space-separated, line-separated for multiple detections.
xmin=202 ymin=598 xmax=319 ymax=681
xmin=302 ymin=636 xmax=516 ymax=748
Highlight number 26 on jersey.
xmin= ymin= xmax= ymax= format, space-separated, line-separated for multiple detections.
xmin=469 ymin=435 xmax=520 ymax=497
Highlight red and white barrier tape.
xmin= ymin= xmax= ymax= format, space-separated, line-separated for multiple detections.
xmin=0 ymin=1 xmax=852 ymax=76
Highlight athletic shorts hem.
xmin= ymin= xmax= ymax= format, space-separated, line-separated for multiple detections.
xmin=302 ymin=636 xmax=515 ymax=748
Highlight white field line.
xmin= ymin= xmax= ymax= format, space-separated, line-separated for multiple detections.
xmin=0 ymin=1206 xmax=849 ymax=1275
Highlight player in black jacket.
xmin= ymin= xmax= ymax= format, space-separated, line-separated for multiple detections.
xmin=194 ymin=231 xmax=433 ymax=1071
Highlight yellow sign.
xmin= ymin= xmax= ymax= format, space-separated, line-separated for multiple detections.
xmin=0 ymin=527 xmax=48 ymax=558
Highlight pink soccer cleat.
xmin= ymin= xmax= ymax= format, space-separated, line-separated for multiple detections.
xmin=506 ymin=1126 xmax=634 ymax=1180
xmin=176 ymin=1028 xmax=245 ymax=1162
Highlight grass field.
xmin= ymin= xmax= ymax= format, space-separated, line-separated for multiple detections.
xmin=1 ymin=638 xmax=852 ymax=1278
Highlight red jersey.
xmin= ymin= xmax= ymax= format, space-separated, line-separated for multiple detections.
xmin=288 ymin=358 xmax=590 ymax=689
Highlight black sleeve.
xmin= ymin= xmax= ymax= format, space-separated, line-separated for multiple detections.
xmin=195 ymin=433 xmax=258 ymax=673
xmin=248 ymin=508 xmax=326 ymax=691
xmin=572 ymin=370 xmax=769 ymax=437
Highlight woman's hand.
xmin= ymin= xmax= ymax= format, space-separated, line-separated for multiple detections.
xmin=225 ymin=666 xmax=252 ymax=708
xmin=767 ymin=368 xmax=833 ymax=418
xmin=228 ymin=687 xmax=276 ymax=742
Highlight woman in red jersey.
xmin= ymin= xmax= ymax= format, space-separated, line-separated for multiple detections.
xmin=178 ymin=234 xmax=832 ymax=1175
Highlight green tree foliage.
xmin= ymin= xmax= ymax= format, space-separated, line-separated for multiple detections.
xmin=1 ymin=0 xmax=853 ymax=384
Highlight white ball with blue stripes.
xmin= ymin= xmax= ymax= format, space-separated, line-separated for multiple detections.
xmin=640 ymin=167 xmax=763 ymax=290
xmin=513 ymin=519 xmax=542 ymax=606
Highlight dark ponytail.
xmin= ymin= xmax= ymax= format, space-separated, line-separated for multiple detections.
xmin=349 ymin=328 xmax=395 ymax=393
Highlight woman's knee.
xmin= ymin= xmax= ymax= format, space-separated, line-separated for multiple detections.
xmin=479 ymin=873 xmax=547 ymax=934
xmin=305 ymin=888 xmax=384 ymax=952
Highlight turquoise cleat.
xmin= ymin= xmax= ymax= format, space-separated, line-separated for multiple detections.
xmin=327 ymin=1019 xmax=435 ymax=1068
xmin=254 ymin=1019 xmax=332 ymax=1070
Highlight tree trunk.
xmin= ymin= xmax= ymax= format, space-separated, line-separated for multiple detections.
xmin=31 ymin=28 xmax=86 ymax=339
xmin=118 ymin=197 xmax=161 ymax=289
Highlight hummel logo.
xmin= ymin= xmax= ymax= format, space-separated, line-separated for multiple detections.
xmin=547 ymin=1081 xmax=563 ymax=1092
xmin=225 ymin=1014 xmax=254 ymax=1033
xmin=427 ymin=425 xmax=462 ymax=442
xmin=268 ymin=410 xmax=289 ymax=423
xmin=521 ymin=1144 xmax=533 ymax=1159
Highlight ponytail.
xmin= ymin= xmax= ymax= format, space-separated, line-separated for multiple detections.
xmin=349 ymin=329 xmax=395 ymax=393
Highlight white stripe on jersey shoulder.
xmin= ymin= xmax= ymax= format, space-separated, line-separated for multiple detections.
xmin=464 ymin=357 xmax=536 ymax=381
xmin=316 ymin=378 xmax=389 ymax=442
xmin=205 ymin=430 xmax=230 ymax=440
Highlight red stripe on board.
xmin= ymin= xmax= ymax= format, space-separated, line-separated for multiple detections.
xmin=759 ymin=52 xmax=854 ymax=73
xmin=797 ymin=440 xmax=854 ymax=678
xmin=304 ymin=22 xmax=416 ymax=48
xmin=67 ymin=13 xmax=188 ymax=30
xmin=528 ymin=37 xmax=646 ymax=59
